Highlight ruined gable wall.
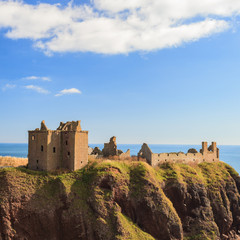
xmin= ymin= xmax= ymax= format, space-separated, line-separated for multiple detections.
xmin=28 ymin=131 xmax=48 ymax=171
xmin=74 ymin=131 xmax=88 ymax=170
xmin=138 ymin=144 xmax=153 ymax=165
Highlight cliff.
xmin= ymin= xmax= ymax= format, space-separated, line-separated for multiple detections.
xmin=0 ymin=161 xmax=240 ymax=240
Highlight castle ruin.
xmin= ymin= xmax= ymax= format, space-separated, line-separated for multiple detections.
xmin=138 ymin=142 xmax=219 ymax=167
xmin=28 ymin=120 xmax=88 ymax=171
xmin=102 ymin=136 xmax=118 ymax=157
xmin=101 ymin=136 xmax=130 ymax=159
xmin=28 ymin=119 xmax=220 ymax=171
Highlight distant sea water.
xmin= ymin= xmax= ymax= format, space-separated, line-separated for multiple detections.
xmin=1 ymin=143 xmax=240 ymax=174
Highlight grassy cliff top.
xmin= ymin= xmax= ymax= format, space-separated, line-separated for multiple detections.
xmin=0 ymin=161 xmax=239 ymax=240
xmin=0 ymin=160 xmax=238 ymax=193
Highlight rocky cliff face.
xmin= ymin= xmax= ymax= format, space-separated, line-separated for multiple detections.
xmin=0 ymin=161 xmax=240 ymax=240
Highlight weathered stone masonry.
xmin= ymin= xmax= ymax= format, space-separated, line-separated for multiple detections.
xmin=28 ymin=120 xmax=88 ymax=171
xmin=102 ymin=136 xmax=118 ymax=157
xmin=138 ymin=142 xmax=219 ymax=167
xmin=102 ymin=136 xmax=130 ymax=159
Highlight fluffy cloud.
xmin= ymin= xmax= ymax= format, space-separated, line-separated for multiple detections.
xmin=24 ymin=85 xmax=50 ymax=94
xmin=55 ymin=88 xmax=82 ymax=97
xmin=0 ymin=0 xmax=238 ymax=54
xmin=22 ymin=76 xmax=51 ymax=81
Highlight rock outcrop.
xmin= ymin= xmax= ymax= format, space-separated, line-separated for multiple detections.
xmin=0 ymin=162 xmax=240 ymax=239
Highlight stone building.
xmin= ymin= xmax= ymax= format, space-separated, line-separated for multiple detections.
xmin=102 ymin=136 xmax=130 ymax=159
xmin=28 ymin=120 xmax=88 ymax=171
xmin=138 ymin=142 xmax=219 ymax=167
xmin=102 ymin=136 xmax=118 ymax=157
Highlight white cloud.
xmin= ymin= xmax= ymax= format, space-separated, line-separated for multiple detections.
xmin=2 ymin=83 xmax=16 ymax=91
xmin=24 ymin=85 xmax=50 ymax=94
xmin=22 ymin=76 xmax=51 ymax=81
xmin=0 ymin=0 xmax=238 ymax=54
xmin=55 ymin=88 xmax=82 ymax=97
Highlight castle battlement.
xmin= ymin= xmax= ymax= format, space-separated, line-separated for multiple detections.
xmin=28 ymin=120 xmax=88 ymax=171
xmin=138 ymin=142 xmax=219 ymax=167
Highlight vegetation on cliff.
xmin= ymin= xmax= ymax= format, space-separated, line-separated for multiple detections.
xmin=0 ymin=161 xmax=240 ymax=240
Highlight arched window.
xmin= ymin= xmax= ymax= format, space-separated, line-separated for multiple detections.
xmin=53 ymin=147 xmax=56 ymax=153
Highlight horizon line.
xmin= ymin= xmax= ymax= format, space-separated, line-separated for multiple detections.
xmin=1 ymin=142 xmax=240 ymax=146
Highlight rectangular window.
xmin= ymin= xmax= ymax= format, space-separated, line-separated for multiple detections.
xmin=53 ymin=147 xmax=56 ymax=153
xmin=66 ymin=140 xmax=68 ymax=145
xmin=41 ymin=145 xmax=43 ymax=152
xmin=32 ymin=135 xmax=35 ymax=140
xmin=68 ymin=151 xmax=70 ymax=156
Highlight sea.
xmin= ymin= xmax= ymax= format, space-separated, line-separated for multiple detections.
xmin=1 ymin=143 xmax=240 ymax=174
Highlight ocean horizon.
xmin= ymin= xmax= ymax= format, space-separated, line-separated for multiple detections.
xmin=1 ymin=143 xmax=240 ymax=174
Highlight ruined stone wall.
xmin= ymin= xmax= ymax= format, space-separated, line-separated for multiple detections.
xmin=151 ymin=151 xmax=218 ymax=167
xmin=138 ymin=142 xmax=219 ymax=167
xmin=102 ymin=137 xmax=117 ymax=157
xmin=119 ymin=149 xmax=131 ymax=159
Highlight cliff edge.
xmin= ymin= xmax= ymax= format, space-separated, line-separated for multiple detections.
xmin=0 ymin=161 xmax=240 ymax=240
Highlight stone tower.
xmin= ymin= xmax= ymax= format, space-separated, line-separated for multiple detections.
xmin=28 ymin=120 xmax=88 ymax=171
xmin=102 ymin=136 xmax=117 ymax=157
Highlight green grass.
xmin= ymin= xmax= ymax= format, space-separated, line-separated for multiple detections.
xmin=0 ymin=161 xmax=236 ymax=200
xmin=115 ymin=212 xmax=155 ymax=240
xmin=0 ymin=160 xmax=238 ymax=240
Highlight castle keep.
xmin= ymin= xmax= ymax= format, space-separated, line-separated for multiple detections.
xmin=28 ymin=120 xmax=88 ymax=171
xmin=138 ymin=142 xmax=219 ymax=167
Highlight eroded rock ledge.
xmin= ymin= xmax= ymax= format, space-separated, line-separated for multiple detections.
xmin=0 ymin=161 xmax=240 ymax=240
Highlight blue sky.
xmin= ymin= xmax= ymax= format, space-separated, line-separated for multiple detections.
xmin=1 ymin=0 xmax=240 ymax=144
